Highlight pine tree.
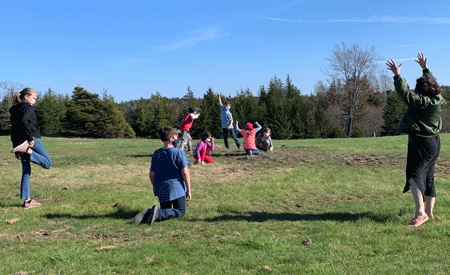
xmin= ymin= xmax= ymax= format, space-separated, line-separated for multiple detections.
xmin=148 ymin=92 xmax=174 ymax=138
xmin=129 ymin=99 xmax=151 ymax=137
xmin=381 ymin=90 xmax=407 ymax=136
xmin=266 ymin=76 xmax=292 ymax=139
xmin=198 ymin=87 xmax=222 ymax=139
xmin=35 ymin=88 xmax=67 ymax=134
xmin=285 ymin=75 xmax=308 ymax=139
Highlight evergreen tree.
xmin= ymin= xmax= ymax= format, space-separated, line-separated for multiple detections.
xmin=381 ymin=90 xmax=408 ymax=136
xmin=233 ymin=88 xmax=260 ymax=125
xmin=129 ymin=98 xmax=151 ymax=137
xmin=35 ymin=88 xmax=67 ymax=134
xmin=97 ymin=93 xmax=135 ymax=138
xmin=0 ymin=81 xmax=23 ymax=135
xmin=285 ymin=75 xmax=308 ymax=139
xmin=198 ymin=87 xmax=222 ymax=139
xmin=266 ymin=76 xmax=292 ymax=139
xmin=314 ymin=103 xmax=329 ymax=138
xmin=148 ymin=92 xmax=174 ymax=138
xmin=65 ymin=86 xmax=135 ymax=138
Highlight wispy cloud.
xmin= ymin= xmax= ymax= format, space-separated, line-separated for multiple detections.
xmin=262 ymin=15 xmax=450 ymax=24
xmin=328 ymin=15 xmax=450 ymax=24
xmin=272 ymin=0 xmax=305 ymax=14
xmin=158 ymin=28 xmax=229 ymax=51
xmin=261 ymin=17 xmax=304 ymax=23
xmin=378 ymin=57 xmax=416 ymax=65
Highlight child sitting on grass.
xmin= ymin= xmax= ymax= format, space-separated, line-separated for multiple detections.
xmin=234 ymin=121 xmax=262 ymax=155
xmin=133 ymin=126 xmax=191 ymax=225
xmin=193 ymin=132 xmax=215 ymax=164
xmin=255 ymin=128 xmax=273 ymax=152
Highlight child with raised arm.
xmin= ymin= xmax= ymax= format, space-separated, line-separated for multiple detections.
xmin=386 ymin=53 xmax=447 ymax=227
xmin=179 ymin=106 xmax=200 ymax=151
xmin=234 ymin=121 xmax=262 ymax=155
xmin=218 ymin=93 xmax=241 ymax=149
xmin=193 ymin=132 xmax=215 ymax=164
xmin=133 ymin=126 xmax=191 ymax=225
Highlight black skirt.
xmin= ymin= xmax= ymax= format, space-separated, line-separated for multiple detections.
xmin=403 ymin=134 xmax=440 ymax=198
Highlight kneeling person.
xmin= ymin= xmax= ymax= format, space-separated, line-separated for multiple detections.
xmin=133 ymin=126 xmax=191 ymax=225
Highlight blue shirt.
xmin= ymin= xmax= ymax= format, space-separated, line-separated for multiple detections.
xmin=220 ymin=105 xmax=233 ymax=128
xmin=150 ymin=147 xmax=189 ymax=203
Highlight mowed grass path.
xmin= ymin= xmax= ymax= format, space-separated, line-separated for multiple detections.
xmin=1 ymin=135 xmax=450 ymax=274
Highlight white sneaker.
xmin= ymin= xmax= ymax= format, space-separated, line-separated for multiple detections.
xmin=11 ymin=141 xmax=29 ymax=154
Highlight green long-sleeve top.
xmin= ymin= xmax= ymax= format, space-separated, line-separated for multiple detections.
xmin=394 ymin=69 xmax=447 ymax=136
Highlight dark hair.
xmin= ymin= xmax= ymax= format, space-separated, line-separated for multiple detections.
xmin=224 ymin=101 xmax=231 ymax=106
xmin=158 ymin=126 xmax=178 ymax=142
xmin=13 ymin=88 xmax=36 ymax=105
xmin=202 ymin=132 xmax=212 ymax=141
xmin=263 ymin=128 xmax=271 ymax=133
xmin=188 ymin=106 xmax=198 ymax=113
xmin=415 ymin=74 xmax=441 ymax=97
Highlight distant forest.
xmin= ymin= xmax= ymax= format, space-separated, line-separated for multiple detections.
xmin=2 ymin=44 xmax=449 ymax=140
xmin=2 ymin=75 xmax=450 ymax=140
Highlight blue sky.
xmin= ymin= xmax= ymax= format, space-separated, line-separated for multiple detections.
xmin=1 ymin=0 xmax=450 ymax=102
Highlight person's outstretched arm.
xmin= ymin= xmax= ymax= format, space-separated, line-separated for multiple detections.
xmin=218 ymin=93 xmax=223 ymax=106
xmin=415 ymin=53 xmax=428 ymax=70
xmin=386 ymin=59 xmax=402 ymax=76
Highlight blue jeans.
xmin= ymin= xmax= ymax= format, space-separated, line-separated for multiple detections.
xmin=222 ymin=128 xmax=241 ymax=149
xmin=245 ymin=148 xmax=260 ymax=155
xmin=20 ymin=138 xmax=52 ymax=199
xmin=158 ymin=195 xmax=186 ymax=221
xmin=179 ymin=130 xmax=192 ymax=150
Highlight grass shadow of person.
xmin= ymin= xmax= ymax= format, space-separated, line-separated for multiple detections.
xmin=43 ymin=207 xmax=149 ymax=223
xmin=189 ymin=211 xmax=396 ymax=224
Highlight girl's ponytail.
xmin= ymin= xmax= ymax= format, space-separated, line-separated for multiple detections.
xmin=12 ymin=91 xmax=21 ymax=105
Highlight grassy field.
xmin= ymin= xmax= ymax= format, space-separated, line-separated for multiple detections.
xmin=1 ymin=134 xmax=450 ymax=274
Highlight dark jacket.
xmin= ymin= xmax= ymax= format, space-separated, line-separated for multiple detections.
xmin=9 ymin=102 xmax=41 ymax=147
xmin=394 ymin=69 xmax=447 ymax=136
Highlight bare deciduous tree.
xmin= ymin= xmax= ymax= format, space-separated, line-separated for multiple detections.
xmin=325 ymin=42 xmax=380 ymax=137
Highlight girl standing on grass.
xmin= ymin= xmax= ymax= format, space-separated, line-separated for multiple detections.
xmin=234 ymin=121 xmax=262 ymax=155
xmin=387 ymin=54 xmax=447 ymax=227
xmin=9 ymin=88 xmax=52 ymax=209
xmin=193 ymin=132 xmax=215 ymax=164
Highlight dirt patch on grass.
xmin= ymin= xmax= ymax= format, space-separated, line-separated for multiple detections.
xmin=195 ymin=147 xmax=450 ymax=183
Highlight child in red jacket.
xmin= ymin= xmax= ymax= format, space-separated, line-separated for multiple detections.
xmin=179 ymin=106 xmax=200 ymax=151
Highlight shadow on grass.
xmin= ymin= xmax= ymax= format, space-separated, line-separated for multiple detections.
xmin=191 ymin=211 xmax=397 ymax=224
xmin=42 ymin=210 xmax=398 ymax=224
xmin=128 ymin=154 xmax=153 ymax=158
xmin=43 ymin=208 xmax=143 ymax=222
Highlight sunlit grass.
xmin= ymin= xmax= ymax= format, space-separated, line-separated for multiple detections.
xmin=1 ymin=135 xmax=450 ymax=274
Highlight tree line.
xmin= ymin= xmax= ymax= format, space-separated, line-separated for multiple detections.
xmin=1 ymin=43 xmax=450 ymax=140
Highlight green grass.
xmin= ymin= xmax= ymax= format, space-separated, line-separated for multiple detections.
xmin=1 ymin=135 xmax=450 ymax=274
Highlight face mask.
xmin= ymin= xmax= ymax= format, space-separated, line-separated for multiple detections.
xmin=264 ymin=133 xmax=269 ymax=137
xmin=226 ymin=106 xmax=230 ymax=111
xmin=206 ymin=138 xmax=211 ymax=142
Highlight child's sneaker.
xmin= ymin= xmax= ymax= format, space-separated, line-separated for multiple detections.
xmin=23 ymin=199 xmax=41 ymax=209
xmin=201 ymin=161 xmax=205 ymax=165
xmin=146 ymin=205 xmax=160 ymax=225
xmin=132 ymin=207 xmax=151 ymax=224
xmin=11 ymin=141 xmax=29 ymax=154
